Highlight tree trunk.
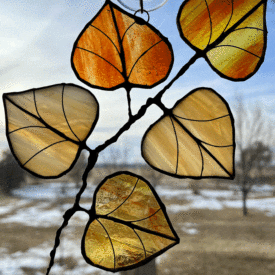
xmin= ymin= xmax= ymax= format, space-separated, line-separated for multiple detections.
xmin=122 ymin=259 xmax=157 ymax=275
xmin=242 ymin=189 xmax=248 ymax=216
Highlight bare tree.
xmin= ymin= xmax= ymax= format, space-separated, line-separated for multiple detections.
xmin=189 ymin=180 xmax=201 ymax=195
xmin=67 ymin=152 xmax=87 ymax=189
xmin=121 ymin=260 xmax=157 ymax=275
xmin=141 ymin=166 xmax=165 ymax=188
xmin=0 ymin=150 xmax=26 ymax=195
xmin=235 ymin=98 xmax=274 ymax=216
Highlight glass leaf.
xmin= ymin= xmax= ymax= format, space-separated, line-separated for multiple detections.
xmin=3 ymin=83 xmax=99 ymax=178
xmin=177 ymin=0 xmax=267 ymax=80
xmin=83 ymin=172 xmax=179 ymax=272
xmin=142 ymin=88 xmax=235 ymax=179
xmin=72 ymin=1 xmax=173 ymax=90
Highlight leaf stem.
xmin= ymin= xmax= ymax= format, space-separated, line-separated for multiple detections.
xmin=126 ymin=87 xmax=133 ymax=118
xmin=140 ymin=0 xmax=144 ymax=13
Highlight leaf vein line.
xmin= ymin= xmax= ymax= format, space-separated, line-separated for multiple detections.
xmin=62 ymin=85 xmax=80 ymax=142
xmin=128 ymin=40 xmax=162 ymax=79
xmin=214 ymin=45 xmax=261 ymax=58
xmin=209 ymin=0 xmax=266 ymax=50
xmin=200 ymin=141 xmax=233 ymax=148
xmin=98 ymin=215 xmax=177 ymax=241
xmin=107 ymin=179 xmax=139 ymax=216
xmin=172 ymin=116 xmax=232 ymax=177
xmin=121 ymin=22 xmax=136 ymax=42
xmin=90 ymin=24 xmax=120 ymax=55
xmin=204 ymin=0 xmax=212 ymax=47
xmin=130 ymin=208 xmax=161 ymax=223
xmin=76 ymin=47 xmax=123 ymax=75
xmin=198 ymin=145 xmax=204 ymax=177
xmin=169 ymin=117 xmax=179 ymax=175
xmin=33 ymin=90 xmax=42 ymax=119
xmin=234 ymin=27 xmax=264 ymax=32
xmin=9 ymin=126 xmax=47 ymax=135
xmin=109 ymin=3 xmax=127 ymax=78
xmin=23 ymin=140 xmax=67 ymax=166
xmin=133 ymin=228 xmax=146 ymax=259
xmin=222 ymin=0 xmax=233 ymax=34
xmin=174 ymin=114 xmax=229 ymax=122
xmin=5 ymin=97 xmax=79 ymax=145
xmin=97 ymin=219 xmax=116 ymax=270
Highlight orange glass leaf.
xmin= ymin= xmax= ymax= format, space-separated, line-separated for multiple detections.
xmin=72 ymin=0 xmax=173 ymax=90
xmin=142 ymin=88 xmax=235 ymax=179
xmin=83 ymin=172 xmax=179 ymax=272
xmin=177 ymin=0 xmax=267 ymax=80
xmin=3 ymin=84 xmax=98 ymax=178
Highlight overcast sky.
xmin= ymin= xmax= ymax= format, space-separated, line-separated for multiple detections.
xmin=1 ymin=0 xmax=275 ymax=163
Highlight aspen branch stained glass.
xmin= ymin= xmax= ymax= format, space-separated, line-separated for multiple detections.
xmin=1 ymin=0 xmax=270 ymax=273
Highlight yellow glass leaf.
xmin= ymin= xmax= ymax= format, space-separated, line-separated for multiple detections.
xmin=3 ymin=84 xmax=98 ymax=178
xmin=83 ymin=172 xmax=179 ymax=272
xmin=178 ymin=0 xmax=267 ymax=80
xmin=142 ymin=88 xmax=235 ymax=178
xmin=72 ymin=1 xmax=173 ymax=90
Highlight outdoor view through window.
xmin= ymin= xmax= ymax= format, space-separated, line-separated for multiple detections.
xmin=0 ymin=0 xmax=275 ymax=274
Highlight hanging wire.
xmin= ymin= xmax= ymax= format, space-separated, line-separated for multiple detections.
xmin=140 ymin=0 xmax=144 ymax=13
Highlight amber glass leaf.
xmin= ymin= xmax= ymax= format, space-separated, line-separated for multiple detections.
xmin=142 ymin=88 xmax=235 ymax=179
xmin=177 ymin=0 xmax=267 ymax=81
xmin=3 ymin=84 xmax=99 ymax=178
xmin=71 ymin=0 xmax=173 ymax=90
xmin=83 ymin=172 xmax=179 ymax=272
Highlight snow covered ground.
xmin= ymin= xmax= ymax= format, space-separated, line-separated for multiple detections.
xmin=12 ymin=182 xmax=96 ymax=200
xmin=161 ymin=187 xmax=275 ymax=217
xmin=0 ymin=237 xmax=110 ymax=275
xmin=1 ymin=183 xmax=275 ymax=274
xmin=0 ymin=201 xmax=91 ymax=227
xmin=154 ymin=185 xmax=275 ymax=216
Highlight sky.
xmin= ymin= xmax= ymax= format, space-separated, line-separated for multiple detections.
xmin=0 ymin=0 xmax=275 ymax=164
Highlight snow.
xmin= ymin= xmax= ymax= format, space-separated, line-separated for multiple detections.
xmin=1 ymin=206 xmax=62 ymax=227
xmin=12 ymin=183 xmax=96 ymax=200
xmin=252 ymin=184 xmax=275 ymax=192
xmin=0 ymin=199 xmax=30 ymax=215
xmin=168 ymin=191 xmax=275 ymax=216
xmin=0 ymin=245 xmax=48 ymax=275
xmin=1 ymin=202 xmax=89 ymax=227
xmin=167 ymin=191 xmax=226 ymax=213
xmin=156 ymin=184 xmax=275 ymax=200
xmin=1 ymin=183 xmax=275 ymax=274
xmin=3 ymin=185 xmax=275 ymax=229
xmin=181 ymin=222 xmax=199 ymax=235
xmin=156 ymin=187 xmax=192 ymax=199
xmin=200 ymin=190 xmax=234 ymax=198
xmin=224 ymin=198 xmax=275 ymax=216
xmin=0 ymin=240 xmax=109 ymax=275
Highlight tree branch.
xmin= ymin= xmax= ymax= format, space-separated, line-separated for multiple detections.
xmin=46 ymin=51 xmax=201 ymax=274
xmin=94 ymin=52 xmax=201 ymax=153
xmin=126 ymin=87 xmax=133 ymax=118
xmin=46 ymin=151 xmax=98 ymax=275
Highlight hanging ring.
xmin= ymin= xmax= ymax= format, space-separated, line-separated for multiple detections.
xmin=118 ymin=0 xmax=168 ymax=12
xmin=134 ymin=9 xmax=150 ymax=23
